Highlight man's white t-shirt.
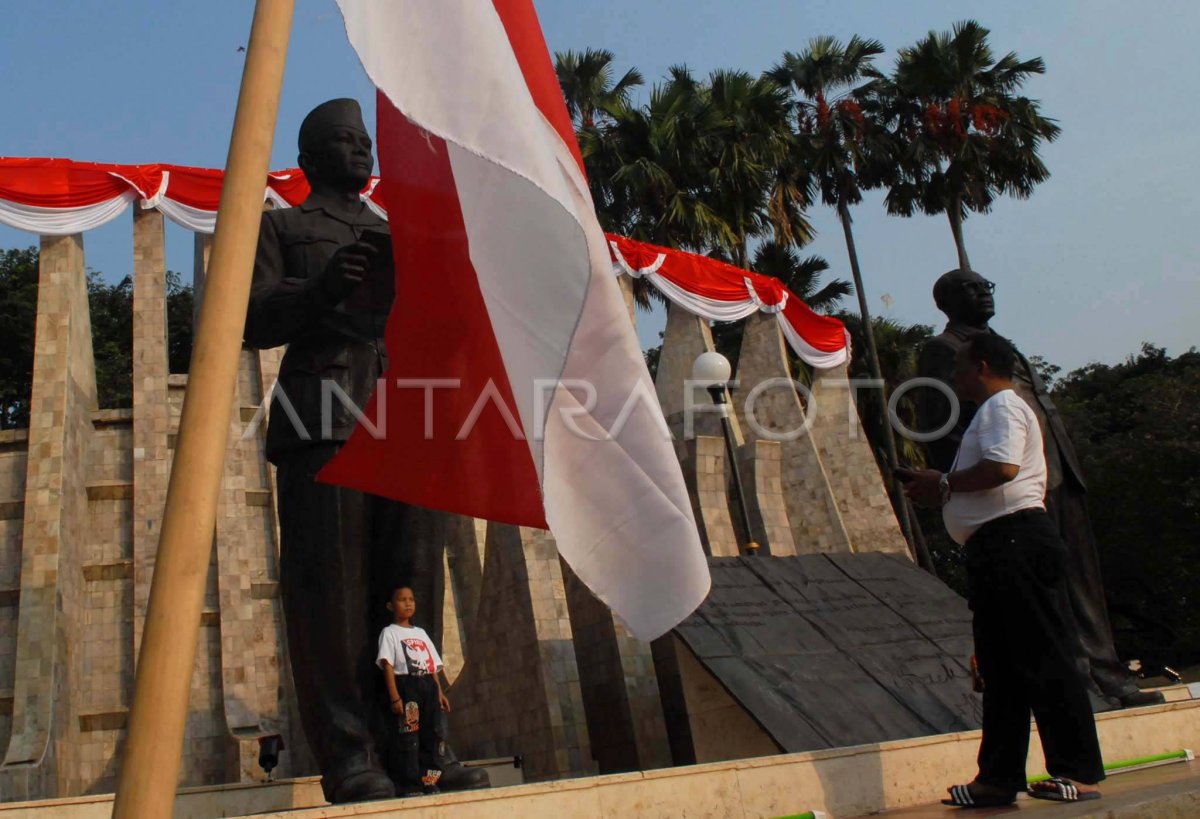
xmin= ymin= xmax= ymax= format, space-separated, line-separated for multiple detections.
xmin=943 ymin=389 xmax=1047 ymax=545
xmin=376 ymin=624 xmax=443 ymax=677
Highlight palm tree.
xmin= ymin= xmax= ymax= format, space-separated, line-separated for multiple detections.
xmin=704 ymin=70 xmax=812 ymax=267
xmin=555 ymin=48 xmax=644 ymax=130
xmin=770 ymin=35 xmax=918 ymax=549
xmin=751 ymin=241 xmax=850 ymax=312
xmin=883 ymin=20 xmax=1061 ymax=270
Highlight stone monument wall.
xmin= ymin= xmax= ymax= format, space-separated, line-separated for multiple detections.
xmin=0 ymin=215 xmax=910 ymax=800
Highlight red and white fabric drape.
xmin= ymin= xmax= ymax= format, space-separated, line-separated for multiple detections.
xmin=607 ymin=234 xmax=850 ymax=369
xmin=0 ymin=157 xmax=384 ymax=235
xmin=0 ymin=157 xmax=848 ymax=370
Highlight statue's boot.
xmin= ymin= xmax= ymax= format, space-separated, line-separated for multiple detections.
xmin=1119 ymin=689 xmax=1165 ymax=708
xmin=329 ymin=768 xmax=395 ymax=804
xmin=436 ymin=736 xmax=490 ymax=791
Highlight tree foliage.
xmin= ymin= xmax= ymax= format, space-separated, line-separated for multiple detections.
xmin=0 ymin=247 xmax=38 ymax=429
xmin=1054 ymin=345 xmax=1200 ymax=667
xmin=0 ymin=245 xmax=194 ymax=425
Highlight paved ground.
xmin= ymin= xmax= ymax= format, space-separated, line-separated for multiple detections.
xmin=856 ymin=760 xmax=1200 ymax=818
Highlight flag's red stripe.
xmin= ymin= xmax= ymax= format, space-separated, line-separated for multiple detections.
xmin=490 ymin=0 xmax=585 ymax=177
xmin=318 ymin=90 xmax=546 ymax=528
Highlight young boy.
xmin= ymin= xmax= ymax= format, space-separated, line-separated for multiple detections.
xmin=377 ymin=586 xmax=451 ymax=795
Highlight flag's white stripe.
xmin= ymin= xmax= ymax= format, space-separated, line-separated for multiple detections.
xmin=338 ymin=0 xmax=590 ymax=477
xmin=543 ymin=186 xmax=710 ymax=637
xmin=335 ymin=0 xmax=583 ymax=228
xmin=446 ymin=142 xmax=588 ymax=482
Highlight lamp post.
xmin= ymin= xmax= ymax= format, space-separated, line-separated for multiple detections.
xmin=692 ymin=352 xmax=760 ymax=556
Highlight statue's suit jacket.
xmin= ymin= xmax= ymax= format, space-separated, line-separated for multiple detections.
xmin=244 ymin=194 xmax=392 ymax=462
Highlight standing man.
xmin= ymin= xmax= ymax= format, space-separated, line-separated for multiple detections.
xmin=903 ymin=335 xmax=1104 ymax=807
xmin=917 ymin=268 xmax=1160 ymax=709
xmin=244 ymin=99 xmax=484 ymax=803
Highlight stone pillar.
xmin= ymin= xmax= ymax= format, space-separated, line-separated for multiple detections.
xmin=212 ymin=350 xmax=293 ymax=782
xmin=654 ymin=302 xmax=744 ymax=449
xmin=681 ymin=436 xmax=740 ymax=557
xmin=561 ymin=562 xmax=671 ymax=774
xmin=131 ymin=208 xmax=170 ymax=659
xmin=442 ymin=516 xmax=487 ymax=686
xmin=0 ymin=430 xmax=27 ymax=760
xmin=737 ymin=440 xmax=795 ymax=556
xmin=808 ymin=364 xmax=908 ymax=555
xmin=731 ymin=312 xmax=852 ymax=554
xmin=617 ymin=274 xmax=638 ymax=328
xmin=0 ymin=234 xmax=95 ymax=798
xmin=192 ymin=232 xmax=213 ymax=324
xmin=446 ymin=524 xmax=593 ymax=781
xmin=655 ymin=302 xmax=745 ymax=556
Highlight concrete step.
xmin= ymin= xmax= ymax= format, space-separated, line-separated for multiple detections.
xmin=2 ymin=700 xmax=1198 ymax=818
xmin=860 ymin=759 xmax=1200 ymax=818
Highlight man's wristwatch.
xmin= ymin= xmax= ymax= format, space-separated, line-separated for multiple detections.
xmin=939 ymin=472 xmax=952 ymax=505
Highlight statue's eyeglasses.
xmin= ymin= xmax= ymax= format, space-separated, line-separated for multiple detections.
xmin=962 ymin=280 xmax=996 ymax=295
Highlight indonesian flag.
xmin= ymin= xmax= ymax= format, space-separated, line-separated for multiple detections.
xmin=322 ymin=0 xmax=710 ymax=639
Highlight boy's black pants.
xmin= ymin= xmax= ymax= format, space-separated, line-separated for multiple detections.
xmin=966 ymin=509 xmax=1105 ymax=792
xmin=390 ymin=674 xmax=441 ymax=789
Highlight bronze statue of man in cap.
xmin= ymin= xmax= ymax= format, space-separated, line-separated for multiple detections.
xmin=916 ymin=268 xmax=1163 ymax=710
xmin=244 ymin=99 xmax=485 ymax=802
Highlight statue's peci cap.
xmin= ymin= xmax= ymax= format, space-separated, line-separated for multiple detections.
xmin=298 ymin=98 xmax=368 ymax=153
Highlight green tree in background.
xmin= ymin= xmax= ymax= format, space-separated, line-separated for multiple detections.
xmin=0 ymin=245 xmax=194 ymax=424
xmin=1054 ymin=345 xmax=1200 ymax=668
xmin=0 ymin=247 xmax=38 ymax=429
xmin=88 ymin=272 xmax=135 ymax=409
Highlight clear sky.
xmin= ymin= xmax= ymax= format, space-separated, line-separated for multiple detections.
xmin=2 ymin=1 xmax=1197 ymax=371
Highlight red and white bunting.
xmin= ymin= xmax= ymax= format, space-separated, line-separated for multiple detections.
xmin=0 ymin=157 xmax=382 ymax=235
xmin=0 ymin=158 xmax=849 ymax=370
xmin=608 ymin=234 xmax=851 ymax=369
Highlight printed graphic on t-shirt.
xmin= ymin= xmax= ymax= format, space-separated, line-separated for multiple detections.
xmin=401 ymin=638 xmax=437 ymax=676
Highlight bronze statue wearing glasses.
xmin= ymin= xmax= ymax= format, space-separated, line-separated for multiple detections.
xmin=916 ymin=268 xmax=1162 ymax=710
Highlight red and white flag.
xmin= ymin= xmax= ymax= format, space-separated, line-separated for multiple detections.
xmin=323 ymin=0 xmax=709 ymax=640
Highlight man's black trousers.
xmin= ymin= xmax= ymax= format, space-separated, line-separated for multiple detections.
xmin=966 ymin=509 xmax=1105 ymax=791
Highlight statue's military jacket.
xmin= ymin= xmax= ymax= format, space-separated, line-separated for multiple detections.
xmin=244 ymin=194 xmax=393 ymax=462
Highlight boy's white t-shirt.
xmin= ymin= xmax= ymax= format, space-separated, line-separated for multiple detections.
xmin=942 ymin=388 xmax=1047 ymax=545
xmin=376 ymin=624 xmax=443 ymax=677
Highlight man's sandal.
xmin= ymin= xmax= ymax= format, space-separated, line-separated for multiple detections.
xmin=1028 ymin=777 xmax=1102 ymax=802
xmin=941 ymin=783 xmax=1017 ymax=808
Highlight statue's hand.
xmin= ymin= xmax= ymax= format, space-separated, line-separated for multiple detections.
xmin=318 ymin=240 xmax=378 ymax=302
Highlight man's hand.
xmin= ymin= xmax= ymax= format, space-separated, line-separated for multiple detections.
xmin=318 ymin=240 xmax=379 ymax=302
xmin=439 ymin=692 xmax=451 ymax=713
xmin=391 ymin=698 xmax=405 ymax=716
xmin=899 ymin=467 xmax=944 ymax=507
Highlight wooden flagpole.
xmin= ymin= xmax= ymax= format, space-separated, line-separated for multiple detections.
xmin=112 ymin=1 xmax=294 ymax=815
